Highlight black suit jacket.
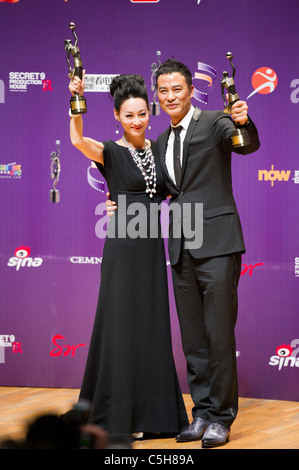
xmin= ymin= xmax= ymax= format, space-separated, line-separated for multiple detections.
xmin=157 ymin=108 xmax=260 ymax=266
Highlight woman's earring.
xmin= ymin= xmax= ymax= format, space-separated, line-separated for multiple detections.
xmin=116 ymin=120 xmax=120 ymax=134
xmin=148 ymin=120 xmax=151 ymax=131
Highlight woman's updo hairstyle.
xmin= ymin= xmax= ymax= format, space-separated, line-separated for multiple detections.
xmin=110 ymin=74 xmax=149 ymax=112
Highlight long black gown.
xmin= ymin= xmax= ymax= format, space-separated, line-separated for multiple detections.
xmin=77 ymin=140 xmax=188 ymax=435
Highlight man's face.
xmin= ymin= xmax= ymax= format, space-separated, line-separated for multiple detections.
xmin=157 ymin=72 xmax=194 ymax=126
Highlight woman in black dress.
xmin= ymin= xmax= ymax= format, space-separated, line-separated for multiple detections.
xmin=67 ymin=72 xmax=188 ymax=436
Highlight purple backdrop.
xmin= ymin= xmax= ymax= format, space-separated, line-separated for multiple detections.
xmin=1 ymin=0 xmax=299 ymax=402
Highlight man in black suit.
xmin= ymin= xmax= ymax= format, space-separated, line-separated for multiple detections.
xmin=155 ymin=59 xmax=260 ymax=447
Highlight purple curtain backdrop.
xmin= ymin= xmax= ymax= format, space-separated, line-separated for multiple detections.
xmin=1 ymin=0 xmax=299 ymax=402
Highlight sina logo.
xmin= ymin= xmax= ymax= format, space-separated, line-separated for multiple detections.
xmin=269 ymin=343 xmax=299 ymax=371
xmin=7 ymin=246 xmax=43 ymax=271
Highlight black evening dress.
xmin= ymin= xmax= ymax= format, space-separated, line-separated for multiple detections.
xmin=77 ymin=140 xmax=188 ymax=435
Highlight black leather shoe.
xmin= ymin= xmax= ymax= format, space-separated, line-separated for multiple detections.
xmin=202 ymin=423 xmax=230 ymax=448
xmin=176 ymin=417 xmax=210 ymax=442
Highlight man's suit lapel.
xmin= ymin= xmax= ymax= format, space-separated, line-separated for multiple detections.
xmin=181 ymin=107 xmax=202 ymax=182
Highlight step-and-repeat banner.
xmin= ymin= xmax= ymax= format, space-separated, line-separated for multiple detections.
xmin=1 ymin=0 xmax=299 ymax=402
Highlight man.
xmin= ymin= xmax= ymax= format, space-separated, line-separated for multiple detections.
xmin=153 ymin=59 xmax=260 ymax=448
xmin=107 ymin=58 xmax=260 ymax=447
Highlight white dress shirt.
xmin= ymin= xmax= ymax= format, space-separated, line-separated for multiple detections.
xmin=165 ymin=105 xmax=195 ymax=185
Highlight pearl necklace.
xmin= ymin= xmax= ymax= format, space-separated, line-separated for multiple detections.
xmin=122 ymin=136 xmax=157 ymax=198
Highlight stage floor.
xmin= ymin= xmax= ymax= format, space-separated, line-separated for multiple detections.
xmin=0 ymin=387 xmax=298 ymax=449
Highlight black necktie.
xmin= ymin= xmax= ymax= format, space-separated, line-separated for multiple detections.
xmin=173 ymin=126 xmax=183 ymax=186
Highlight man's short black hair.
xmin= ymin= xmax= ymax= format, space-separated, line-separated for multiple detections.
xmin=155 ymin=58 xmax=193 ymax=89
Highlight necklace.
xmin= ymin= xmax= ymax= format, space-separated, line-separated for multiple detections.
xmin=122 ymin=136 xmax=157 ymax=198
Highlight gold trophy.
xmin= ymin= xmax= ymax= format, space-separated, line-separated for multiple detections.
xmin=65 ymin=22 xmax=87 ymax=115
xmin=221 ymin=52 xmax=249 ymax=148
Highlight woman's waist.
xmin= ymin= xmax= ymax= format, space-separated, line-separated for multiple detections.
xmin=110 ymin=189 xmax=164 ymax=204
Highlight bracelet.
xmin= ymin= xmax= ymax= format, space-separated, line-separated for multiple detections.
xmin=68 ymin=108 xmax=81 ymax=118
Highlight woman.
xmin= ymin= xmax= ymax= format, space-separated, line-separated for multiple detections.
xmin=67 ymin=72 xmax=188 ymax=436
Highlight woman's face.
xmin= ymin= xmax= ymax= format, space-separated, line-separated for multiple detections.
xmin=114 ymin=98 xmax=150 ymax=139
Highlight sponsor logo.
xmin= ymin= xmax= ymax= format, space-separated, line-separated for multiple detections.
xmin=292 ymin=171 xmax=299 ymax=184
xmin=7 ymin=246 xmax=43 ymax=271
xmin=193 ymin=62 xmax=217 ymax=105
xmin=0 ymin=162 xmax=22 ymax=179
xmin=258 ymin=164 xmax=291 ymax=187
xmin=42 ymin=79 xmax=53 ymax=92
xmin=85 ymin=74 xmax=118 ymax=92
xmin=9 ymin=72 xmax=52 ymax=92
xmin=87 ymin=161 xmax=105 ymax=193
xmin=295 ymin=258 xmax=299 ymax=277
xmin=70 ymin=256 xmax=102 ymax=264
xmin=0 ymin=79 xmax=4 ymax=103
xmin=0 ymin=335 xmax=22 ymax=364
xmin=0 ymin=1 xmax=21 ymax=3
xmin=50 ymin=335 xmax=86 ymax=358
xmin=241 ymin=262 xmax=264 ymax=276
xmin=247 ymin=67 xmax=278 ymax=99
xmin=269 ymin=340 xmax=299 ymax=370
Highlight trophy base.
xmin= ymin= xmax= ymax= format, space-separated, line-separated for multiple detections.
xmin=50 ymin=189 xmax=60 ymax=203
xmin=231 ymin=128 xmax=250 ymax=148
xmin=70 ymin=94 xmax=87 ymax=115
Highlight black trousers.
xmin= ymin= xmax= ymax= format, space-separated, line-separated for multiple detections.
xmin=171 ymin=250 xmax=242 ymax=428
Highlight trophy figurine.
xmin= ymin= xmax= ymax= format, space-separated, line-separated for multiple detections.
xmin=65 ymin=22 xmax=87 ymax=115
xmin=50 ymin=140 xmax=61 ymax=203
xmin=150 ymin=51 xmax=162 ymax=116
xmin=221 ymin=52 xmax=250 ymax=148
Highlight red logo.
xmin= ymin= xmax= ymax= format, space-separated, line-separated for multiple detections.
xmin=42 ymin=79 xmax=53 ymax=92
xmin=241 ymin=262 xmax=264 ymax=276
xmin=0 ymin=1 xmax=20 ymax=3
xmin=12 ymin=342 xmax=23 ymax=353
xmin=15 ymin=245 xmax=31 ymax=258
xmin=131 ymin=0 xmax=159 ymax=3
xmin=276 ymin=344 xmax=293 ymax=357
xmin=50 ymin=334 xmax=86 ymax=357
xmin=247 ymin=67 xmax=278 ymax=99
